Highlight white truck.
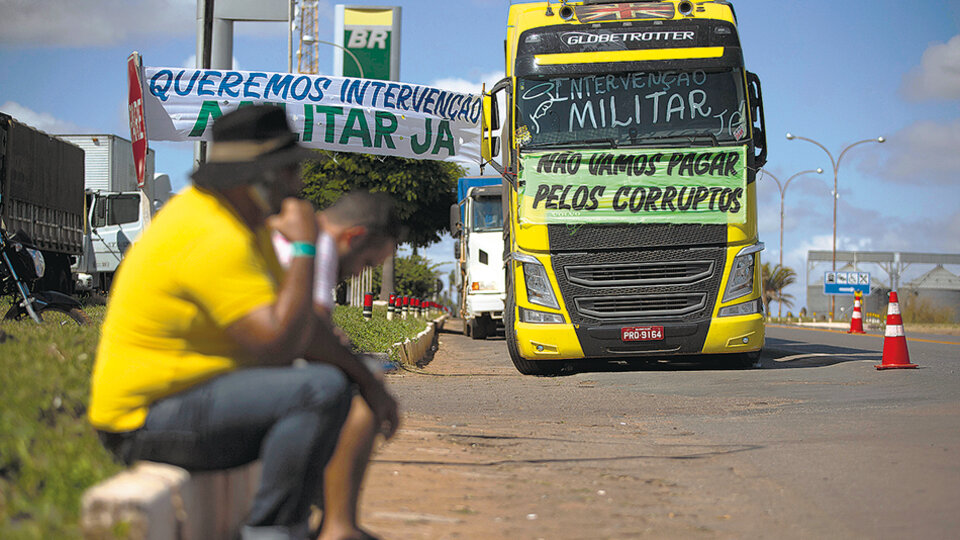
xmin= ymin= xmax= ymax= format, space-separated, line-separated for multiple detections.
xmin=57 ymin=134 xmax=173 ymax=292
xmin=451 ymin=177 xmax=505 ymax=339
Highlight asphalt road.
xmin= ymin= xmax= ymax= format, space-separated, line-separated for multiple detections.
xmin=370 ymin=321 xmax=960 ymax=539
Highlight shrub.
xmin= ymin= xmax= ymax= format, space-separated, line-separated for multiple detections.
xmin=898 ymin=294 xmax=956 ymax=324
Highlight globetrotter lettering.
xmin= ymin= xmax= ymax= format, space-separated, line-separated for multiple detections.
xmin=520 ymin=148 xmax=748 ymax=226
xmin=561 ymin=30 xmax=695 ymax=46
xmin=139 ymin=65 xmax=482 ymax=164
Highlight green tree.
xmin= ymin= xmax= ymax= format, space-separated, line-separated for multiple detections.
xmin=761 ymin=262 xmax=797 ymax=318
xmin=371 ymin=254 xmax=445 ymax=299
xmin=394 ymin=254 xmax=445 ymax=298
xmin=301 ymin=151 xmax=465 ymax=248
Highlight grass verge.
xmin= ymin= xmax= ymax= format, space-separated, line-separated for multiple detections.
xmin=0 ymin=303 xmax=434 ymax=538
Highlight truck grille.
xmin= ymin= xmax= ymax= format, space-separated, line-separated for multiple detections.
xmin=575 ymin=293 xmax=707 ymax=319
xmin=550 ymin=244 xmax=726 ymax=325
xmin=566 ymin=261 xmax=713 ymax=287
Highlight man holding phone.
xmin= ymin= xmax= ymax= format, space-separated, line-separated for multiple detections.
xmin=89 ymin=105 xmax=398 ymax=540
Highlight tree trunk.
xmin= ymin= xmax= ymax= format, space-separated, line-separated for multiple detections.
xmin=379 ymin=251 xmax=395 ymax=301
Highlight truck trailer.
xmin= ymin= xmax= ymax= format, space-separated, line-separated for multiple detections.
xmin=0 ymin=113 xmax=84 ymax=294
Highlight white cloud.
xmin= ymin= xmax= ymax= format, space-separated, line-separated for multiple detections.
xmin=430 ymin=71 xmax=505 ymax=95
xmin=0 ymin=101 xmax=82 ymax=133
xmin=0 ymin=0 xmax=196 ymax=46
xmin=0 ymin=0 xmax=289 ymax=47
xmin=902 ymin=34 xmax=960 ymax=101
xmin=859 ymin=118 xmax=960 ymax=186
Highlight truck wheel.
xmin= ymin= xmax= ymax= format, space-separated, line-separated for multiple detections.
xmin=735 ymin=350 xmax=762 ymax=369
xmin=469 ymin=318 xmax=487 ymax=340
xmin=504 ymin=267 xmax=562 ymax=376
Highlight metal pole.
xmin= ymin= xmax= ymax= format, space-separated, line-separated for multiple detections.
xmin=760 ymin=168 xmax=821 ymax=319
xmin=785 ymin=134 xmax=883 ymax=321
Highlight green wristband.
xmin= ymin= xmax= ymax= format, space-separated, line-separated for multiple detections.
xmin=290 ymin=241 xmax=316 ymax=258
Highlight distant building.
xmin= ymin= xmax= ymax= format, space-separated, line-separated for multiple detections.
xmin=806 ymin=251 xmax=960 ymax=321
xmin=902 ymin=265 xmax=960 ymax=322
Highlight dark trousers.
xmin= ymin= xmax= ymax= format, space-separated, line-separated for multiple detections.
xmin=100 ymin=364 xmax=351 ymax=533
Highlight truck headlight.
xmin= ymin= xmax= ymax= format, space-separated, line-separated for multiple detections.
xmin=519 ymin=307 xmax=564 ymax=324
xmin=514 ymin=254 xmax=560 ymax=309
xmin=722 ymin=243 xmax=763 ymax=303
xmin=718 ymin=298 xmax=762 ymax=317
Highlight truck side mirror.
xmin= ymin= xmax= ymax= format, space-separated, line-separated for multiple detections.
xmin=481 ymin=77 xmax=510 ymax=163
xmin=454 ymin=242 xmax=461 ymax=260
xmin=746 ymin=71 xmax=767 ymax=168
xmin=449 ymin=203 xmax=462 ymax=238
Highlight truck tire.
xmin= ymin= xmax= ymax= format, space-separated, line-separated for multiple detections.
xmin=469 ymin=318 xmax=487 ymax=340
xmin=504 ymin=267 xmax=562 ymax=376
xmin=735 ymin=350 xmax=762 ymax=369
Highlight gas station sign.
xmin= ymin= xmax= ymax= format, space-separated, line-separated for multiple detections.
xmin=334 ymin=5 xmax=401 ymax=81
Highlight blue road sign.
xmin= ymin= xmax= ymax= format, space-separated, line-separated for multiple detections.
xmin=824 ymin=271 xmax=871 ymax=296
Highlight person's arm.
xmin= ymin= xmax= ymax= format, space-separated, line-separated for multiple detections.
xmin=303 ymin=317 xmax=400 ymax=439
xmin=225 ymin=198 xmax=319 ymax=364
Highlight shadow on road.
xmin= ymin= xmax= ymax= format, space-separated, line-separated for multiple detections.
xmin=374 ymin=441 xmax=764 ymax=468
xmin=761 ymin=336 xmax=881 ymax=370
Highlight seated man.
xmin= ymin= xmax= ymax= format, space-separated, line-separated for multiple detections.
xmin=88 ymin=105 xmax=398 ymax=540
xmin=273 ymin=191 xmax=401 ymax=540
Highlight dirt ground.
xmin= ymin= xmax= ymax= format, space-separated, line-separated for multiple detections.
xmin=354 ymin=323 xmax=802 ymax=540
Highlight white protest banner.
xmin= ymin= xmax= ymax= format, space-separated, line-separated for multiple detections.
xmin=139 ymin=65 xmax=482 ymax=164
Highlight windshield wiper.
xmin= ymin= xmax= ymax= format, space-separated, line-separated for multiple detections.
xmin=632 ymin=132 xmax=721 ymax=147
xmin=523 ymin=137 xmax=619 ymax=151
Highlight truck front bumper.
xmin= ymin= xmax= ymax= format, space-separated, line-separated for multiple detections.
xmin=514 ymin=314 xmax=764 ymax=360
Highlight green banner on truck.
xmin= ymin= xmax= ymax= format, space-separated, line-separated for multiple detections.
xmin=519 ymin=147 xmax=747 ymax=225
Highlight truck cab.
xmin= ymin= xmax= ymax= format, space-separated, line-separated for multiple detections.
xmin=452 ymin=179 xmax=507 ymax=339
xmin=483 ymin=1 xmax=768 ymax=374
xmin=75 ymin=190 xmax=149 ymax=291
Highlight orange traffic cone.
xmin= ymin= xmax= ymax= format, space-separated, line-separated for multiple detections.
xmin=848 ymin=291 xmax=865 ymax=334
xmin=875 ymin=291 xmax=917 ymax=370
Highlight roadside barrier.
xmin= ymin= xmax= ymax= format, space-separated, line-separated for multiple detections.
xmin=848 ymin=291 xmax=865 ymax=334
xmin=362 ymin=292 xmax=373 ymax=320
xmin=876 ymin=291 xmax=917 ymax=370
xmin=387 ymin=293 xmax=396 ymax=321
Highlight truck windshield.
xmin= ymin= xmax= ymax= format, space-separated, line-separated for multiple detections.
xmin=92 ymin=194 xmax=140 ymax=228
xmin=516 ymin=68 xmax=747 ymax=149
xmin=471 ymin=197 xmax=503 ymax=232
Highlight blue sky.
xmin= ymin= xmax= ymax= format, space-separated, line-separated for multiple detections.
xmin=2 ymin=0 xmax=959 ymax=310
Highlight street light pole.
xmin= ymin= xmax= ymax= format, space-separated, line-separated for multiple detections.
xmin=785 ymin=133 xmax=885 ymax=321
xmin=760 ymin=167 xmax=823 ymax=318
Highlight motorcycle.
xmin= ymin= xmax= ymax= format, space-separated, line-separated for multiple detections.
xmin=1 ymin=227 xmax=89 ymax=325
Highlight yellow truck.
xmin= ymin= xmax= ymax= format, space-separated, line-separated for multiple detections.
xmin=481 ymin=1 xmax=768 ymax=374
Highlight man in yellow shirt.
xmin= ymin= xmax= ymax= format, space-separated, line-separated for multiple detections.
xmin=89 ymin=105 xmax=399 ymax=540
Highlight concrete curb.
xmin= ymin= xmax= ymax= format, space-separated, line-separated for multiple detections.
xmin=82 ymin=460 xmax=260 ymax=540
xmin=393 ymin=315 xmax=447 ymax=366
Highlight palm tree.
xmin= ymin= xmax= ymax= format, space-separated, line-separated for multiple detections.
xmin=761 ymin=262 xmax=798 ymax=318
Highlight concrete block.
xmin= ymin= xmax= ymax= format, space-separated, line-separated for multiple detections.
xmin=82 ymin=461 xmax=260 ymax=540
